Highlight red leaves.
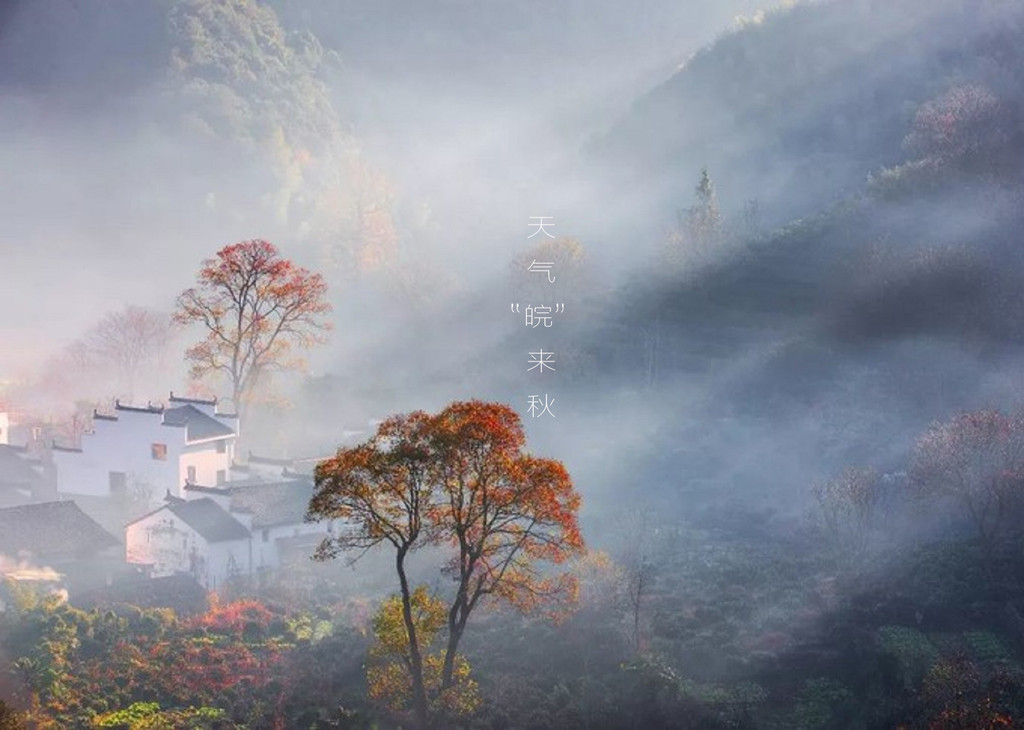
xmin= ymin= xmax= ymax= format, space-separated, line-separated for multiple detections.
xmin=311 ymin=400 xmax=585 ymax=613
xmin=17 ymin=599 xmax=293 ymax=726
xmin=311 ymin=401 xmax=585 ymax=719
xmin=191 ymin=598 xmax=273 ymax=636
xmin=909 ymin=409 xmax=1024 ymax=550
xmin=904 ymin=84 xmax=1008 ymax=163
xmin=175 ymin=239 xmax=331 ymax=410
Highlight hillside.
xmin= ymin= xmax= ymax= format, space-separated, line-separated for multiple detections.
xmin=593 ymin=0 xmax=1024 ymax=229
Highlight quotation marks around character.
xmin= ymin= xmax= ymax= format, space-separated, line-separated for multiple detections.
xmin=512 ymin=303 xmax=565 ymax=327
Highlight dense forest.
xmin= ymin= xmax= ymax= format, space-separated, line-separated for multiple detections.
xmin=3 ymin=0 xmax=1024 ymax=727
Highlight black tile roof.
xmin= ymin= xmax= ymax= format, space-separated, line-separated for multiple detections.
xmin=165 ymin=498 xmax=250 ymax=543
xmin=229 ymin=478 xmax=314 ymax=529
xmin=275 ymin=532 xmax=327 ymax=561
xmin=0 ymin=445 xmax=40 ymax=486
xmin=169 ymin=392 xmax=218 ymax=406
xmin=248 ymin=453 xmax=293 ymax=466
xmin=162 ymin=405 xmax=235 ymax=442
xmin=0 ymin=501 xmax=119 ymax=558
xmin=114 ymin=401 xmax=163 ymax=414
xmin=183 ymin=484 xmax=231 ymax=496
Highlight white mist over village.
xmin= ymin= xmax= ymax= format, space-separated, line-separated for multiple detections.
xmin=0 ymin=391 xmax=356 ymax=594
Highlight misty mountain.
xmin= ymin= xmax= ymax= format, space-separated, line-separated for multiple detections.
xmin=593 ymin=0 xmax=1024 ymax=229
xmin=305 ymin=0 xmax=1024 ymax=516
xmin=0 ymin=0 xmax=358 ymax=368
xmin=559 ymin=0 xmax=1024 ymax=508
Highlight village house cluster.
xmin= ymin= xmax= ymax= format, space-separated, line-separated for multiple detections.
xmin=0 ymin=393 xmax=342 ymax=600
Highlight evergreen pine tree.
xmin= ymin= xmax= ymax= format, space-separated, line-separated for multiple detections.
xmin=687 ymin=167 xmax=722 ymax=250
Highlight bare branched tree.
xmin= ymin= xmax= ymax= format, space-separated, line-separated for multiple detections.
xmin=83 ymin=306 xmax=176 ymax=400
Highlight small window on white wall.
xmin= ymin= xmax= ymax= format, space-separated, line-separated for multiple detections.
xmin=186 ymin=466 xmax=196 ymax=484
xmin=151 ymin=443 xmax=167 ymax=461
xmin=109 ymin=471 xmax=127 ymax=497
xmin=216 ymin=470 xmax=226 ymax=485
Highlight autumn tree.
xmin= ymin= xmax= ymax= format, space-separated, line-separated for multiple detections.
xmin=307 ymin=400 xmax=584 ymax=729
xmin=427 ymin=402 xmax=583 ymax=690
xmin=903 ymin=84 xmax=1009 ymax=166
xmin=919 ymin=655 xmax=1016 ymax=729
xmin=175 ymin=240 xmax=331 ymax=417
xmin=366 ymin=587 xmax=479 ymax=722
xmin=909 ymin=410 xmax=1024 ymax=558
xmin=308 ymin=411 xmax=435 ymax=724
xmin=811 ymin=466 xmax=885 ymax=566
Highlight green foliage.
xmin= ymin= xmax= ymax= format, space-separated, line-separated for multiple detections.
xmin=285 ymin=614 xmax=333 ymax=643
xmin=92 ymin=702 xmax=229 ymax=729
xmin=167 ymin=0 xmax=341 ymax=154
xmin=963 ymin=631 xmax=1015 ymax=665
xmin=93 ymin=701 xmax=162 ymax=727
xmin=878 ymin=625 xmax=941 ymax=688
xmin=0 ymin=595 xmax=372 ymax=728
xmin=788 ymin=678 xmax=852 ymax=730
xmin=866 ymin=158 xmax=948 ymax=201
xmin=366 ymin=588 xmax=480 ymax=719
xmin=680 ymin=679 xmax=768 ymax=727
xmin=0 ymin=700 xmax=25 ymax=730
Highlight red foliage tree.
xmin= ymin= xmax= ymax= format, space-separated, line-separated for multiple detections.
xmin=909 ymin=410 xmax=1024 ymax=556
xmin=308 ymin=400 xmax=584 ymax=729
xmin=903 ymin=84 xmax=1009 ymax=164
xmin=175 ymin=240 xmax=331 ymax=416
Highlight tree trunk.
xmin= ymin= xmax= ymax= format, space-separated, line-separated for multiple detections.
xmin=440 ymin=606 xmax=468 ymax=692
xmin=396 ymin=551 xmax=430 ymax=730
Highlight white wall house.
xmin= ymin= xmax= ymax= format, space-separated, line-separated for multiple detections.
xmin=231 ymin=479 xmax=325 ymax=572
xmin=184 ymin=477 xmax=327 ymax=573
xmin=125 ymin=496 xmax=252 ymax=590
xmin=125 ymin=475 xmax=330 ymax=588
xmin=0 ymin=444 xmax=55 ymax=507
xmin=53 ymin=394 xmax=237 ymax=502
